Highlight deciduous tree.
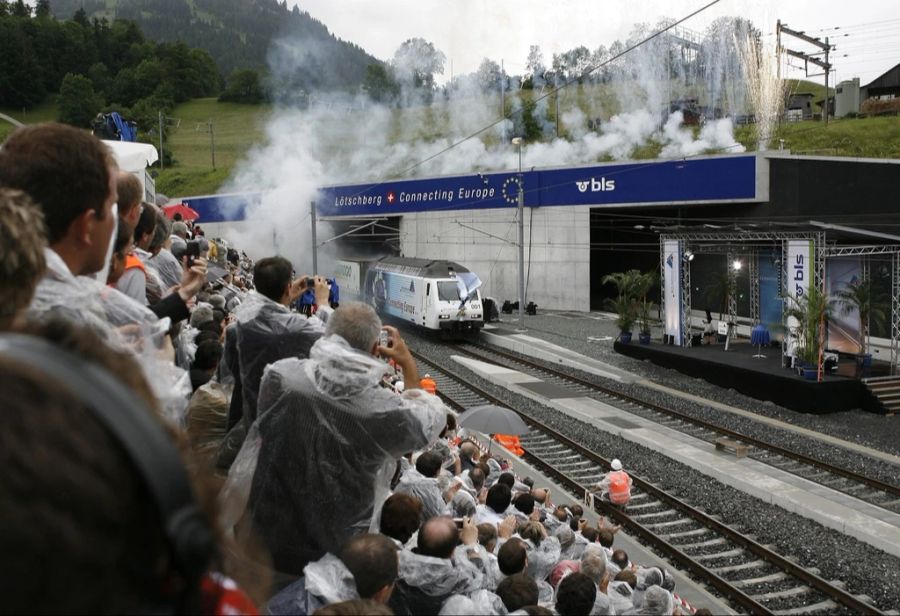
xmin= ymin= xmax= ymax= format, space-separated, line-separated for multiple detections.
xmin=57 ymin=73 xmax=102 ymax=127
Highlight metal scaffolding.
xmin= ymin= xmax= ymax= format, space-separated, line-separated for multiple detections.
xmin=824 ymin=244 xmax=900 ymax=375
xmin=749 ymin=251 xmax=760 ymax=324
xmin=892 ymin=252 xmax=900 ymax=375
xmin=658 ymin=229 xmax=899 ymax=374
xmin=681 ymin=242 xmax=692 ymax=347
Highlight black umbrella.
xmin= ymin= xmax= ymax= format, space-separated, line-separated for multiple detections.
xmin=458 ymin=404 xmax=529 ymax=436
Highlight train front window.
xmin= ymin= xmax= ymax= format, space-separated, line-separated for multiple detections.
xmin=437 ymin=281 xmax=460 ymax=302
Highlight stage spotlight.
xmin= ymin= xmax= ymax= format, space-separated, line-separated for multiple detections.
xmin=733 ymin=259 xmax=743 ymax=271
xmin=684 ymin=250 xmax=695 ymax=261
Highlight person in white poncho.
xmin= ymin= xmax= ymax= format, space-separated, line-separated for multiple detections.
xmin=219 ymin=303 xmax=446 ymax=579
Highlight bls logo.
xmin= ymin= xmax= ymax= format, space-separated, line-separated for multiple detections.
xmin=576 ymin=177 xmax=616 ymax=193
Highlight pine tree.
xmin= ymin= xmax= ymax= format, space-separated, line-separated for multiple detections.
xmin=12 ymin=0 xmax=29 ymax=17
xmin=72 ymin=7 xmax=89 ymax=27
xmin=35 ymin=0 xmax=51 ymax=19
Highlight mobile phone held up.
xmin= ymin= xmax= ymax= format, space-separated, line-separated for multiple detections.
xmin=185 ymin=240 xmax=200 ymax=266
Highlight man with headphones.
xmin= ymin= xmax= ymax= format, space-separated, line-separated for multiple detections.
xmin=0 ymin=322 xmax=258 ymax=614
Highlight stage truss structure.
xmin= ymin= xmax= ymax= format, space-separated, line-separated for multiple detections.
xmin=660 ymin=231 xmax=900 ymax=376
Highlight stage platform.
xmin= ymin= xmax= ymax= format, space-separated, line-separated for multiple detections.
xmin=614 ymin=339 xmax=880 ymax=414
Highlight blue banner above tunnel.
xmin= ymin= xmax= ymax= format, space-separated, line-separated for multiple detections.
xmin=318 ymin=154 xmax=765 ymax=217
xmin=184 ymin=154 xmax=765 ymax=222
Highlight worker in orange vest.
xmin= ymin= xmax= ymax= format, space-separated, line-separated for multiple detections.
xmin=419 ymin=374 xmax=437 ymax=395
xmin=593 ymin=458 xmax=632 ymax=506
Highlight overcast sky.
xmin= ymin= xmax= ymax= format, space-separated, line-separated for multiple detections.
xmin=293 ymin=0 xmax=899 ymax=86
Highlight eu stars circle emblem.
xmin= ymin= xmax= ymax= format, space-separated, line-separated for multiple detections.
xmin=501 ymin=177 xmax=523 ymax=205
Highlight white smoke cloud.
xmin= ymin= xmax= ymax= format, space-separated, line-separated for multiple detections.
xmin=221 ymin=18 xmax=764 ymax=264
xmin=659 ymin=111 xmax=745 ymax=158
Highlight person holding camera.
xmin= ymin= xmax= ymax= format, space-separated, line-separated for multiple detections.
xmin=219 ymin=257 xmax=332 ymax=465
xmin=220 ymin=302 xmax=446 ymax=580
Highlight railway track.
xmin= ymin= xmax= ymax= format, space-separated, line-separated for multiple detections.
xmin=452 ymin=342 xmax=900 ymax=514
xmin=410 ymin=348 xmax=886 ymax=616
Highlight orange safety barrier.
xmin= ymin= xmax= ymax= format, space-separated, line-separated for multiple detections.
xmin=493 ymin=434 xmax=524 ymax=456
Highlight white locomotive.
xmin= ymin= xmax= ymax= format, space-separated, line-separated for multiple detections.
xmin=334 ymin=257 xmax=484 ymax=337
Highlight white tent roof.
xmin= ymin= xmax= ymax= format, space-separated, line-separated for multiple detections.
xmin=102 ymin=140 xmax=159 ymax=173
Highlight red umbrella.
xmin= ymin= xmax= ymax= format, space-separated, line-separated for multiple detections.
xmin=163 ymin=203 xmax=200 ymax=221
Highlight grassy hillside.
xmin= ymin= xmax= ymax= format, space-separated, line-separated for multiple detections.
xmin=0 ymin=102 xmax=59 ymax=142
xmin=784 ymin=78 xmax=833 ymax=103
xmin=155 ymin=98 xmax=272 ymax=196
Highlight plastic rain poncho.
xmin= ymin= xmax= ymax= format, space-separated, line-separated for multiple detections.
xmin=541 ymin=507 xmax=563 ymax=532
xmin=554 ymin=526 xmax=580 ymax=562
xmin=148 ymin=247 xmax=184 ymax=290
xmin=450 ymin=490 xmax=477 ymax=518
xmin=638 ymin=585 xmax=674 ymax=616
xmin=265 ymin=553 xmax=358 ymax=616
xmin=537 ymin=579 xmax=555 ymax=608
xmin=523 ymin=536 xmax=562 ymax=582
xmin=231 ymin=291 xmax=329 ymax=427
xmin=439 ymin=590 xmax=505 ymax=615
xmin=28 ymin=248 xmax=191 ymax=423
xmin=608 ymin=580 xmax=637 ymax=615
xmin=389 ymin=548 xmax=488 ymax=615
xmin=185 ymin=381 xmax=231 ymax=469
xmin=631 ymin=567 xmax=664 ymax=610
xmin=175 ymin=324 xmax=200 ymax=370
xmin=590 ymin=589 xmax=616 ymax=616
xmin=395 ymin=467 xmax=451 ymax=522
xmin=219 ymin=334 xmax=446 ymax=577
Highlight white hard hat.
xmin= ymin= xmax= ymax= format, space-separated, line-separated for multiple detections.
xmin=610 ymin=459 xmax=623 ymax=471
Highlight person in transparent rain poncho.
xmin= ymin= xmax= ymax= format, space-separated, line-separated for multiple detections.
xmin=387 ymin=517 xmax=495 ymax=616
xmin=580 ymin=552 xmax=617 ymax=616
xmin=0 ymin=123 xmax=197 ymax=422
xmin=639 ymin=584 xmax=679 ymax=616
xmin=394 ymin=450 xmax=458 ymax=523
xmin=220 ymin=258 xmax=332 ymax=457
xmin=265 ymin=534 xmax=399 ymax=616
xmin=219 ymin=302 xmax=446 ymax=579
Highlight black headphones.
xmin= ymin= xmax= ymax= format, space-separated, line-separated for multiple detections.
xmin=0 ymin=333 xmax=215 ymax=608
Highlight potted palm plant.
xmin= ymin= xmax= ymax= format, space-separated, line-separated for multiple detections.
xmin=786 ymin=285 xmax=833 ymax=381
xmin=603 ymin=270 xmax=641 ymax=343
xmin=834 ymin=278 xmax=887 ymax=375
xmin=638 ymin=299 xmax=653 ymax=344
xmin=634 ymin=269 xmax=657 ymax=344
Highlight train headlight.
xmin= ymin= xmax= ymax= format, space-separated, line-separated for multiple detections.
xmin=471 ymin=314 xmax=482 ymax=319
xmin=439 ymin=314 xmax=451 ymax=320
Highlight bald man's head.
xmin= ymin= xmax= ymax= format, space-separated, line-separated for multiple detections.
xmin=532 ymin=488 xmax=548 ymax=504
xmin=460 ymin=441 xmax=479 ymax=461
xmin=417 ymin=516 xmax=458 ymax=560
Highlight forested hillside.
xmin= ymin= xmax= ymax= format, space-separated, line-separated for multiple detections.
xmin=49 ymin=0 xmax=380 ymax=89
xmin=0 ymin=2 xmax=219 ymax=147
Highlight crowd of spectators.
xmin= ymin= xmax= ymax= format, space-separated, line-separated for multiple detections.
xmin=0 ymin=123 xmax=694 ymax=615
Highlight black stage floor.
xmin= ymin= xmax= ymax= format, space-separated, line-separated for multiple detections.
xmin=614 ymin=339 xmax=879 ymax=414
